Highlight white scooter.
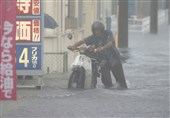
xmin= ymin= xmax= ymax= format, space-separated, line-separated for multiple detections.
xmin=67 ymin=47 xmax=98 ymax=89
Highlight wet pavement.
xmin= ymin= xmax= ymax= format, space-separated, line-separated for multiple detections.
xmin=1 ymin=22 xmax=169 ymax=118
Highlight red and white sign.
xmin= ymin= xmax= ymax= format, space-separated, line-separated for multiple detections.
xmin=16 ymin=20 xmax=40 ymax=42
xmin=17 ymin=0 xmax=40 ymax=15
xmin=0 ymin=0 xmax=17 ymax=100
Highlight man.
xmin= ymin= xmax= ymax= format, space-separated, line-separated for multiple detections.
xmin=68 ymin=21 xmax=127 ymax=90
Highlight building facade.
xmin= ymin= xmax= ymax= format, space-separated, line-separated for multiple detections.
xmin=43 ymin=0 xmax=109 ymax=73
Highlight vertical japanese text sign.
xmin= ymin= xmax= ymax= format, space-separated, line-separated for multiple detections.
xmin=0 ymin=0 xmax=17 ymax=100
xmin=16 ymin=0 xmax=43 ymax=75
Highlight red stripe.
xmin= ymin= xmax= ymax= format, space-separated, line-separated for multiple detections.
xmin=0 ymin=0 xmax=17 ymax=100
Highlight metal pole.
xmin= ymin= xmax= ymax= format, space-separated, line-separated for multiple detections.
xmin=97 ymin=0 xmax=101 ymax=20
xmin=0 ymin=101 xmax=2 ymax=118
xmin=63 ymin=52 xmax=68 ymax=73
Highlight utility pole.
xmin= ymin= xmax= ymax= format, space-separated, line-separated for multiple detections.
xmin=169 ymin=1 xmax=170 ymax=24
xmin=167 ymin=0 xmax=170 ymax=24
xmin=150 ymin=0 xmax=158 ymax=34
xmin=118 ymin=0 xmax=128 ymax=48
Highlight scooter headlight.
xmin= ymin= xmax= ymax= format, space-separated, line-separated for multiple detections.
xmin=79 ymin=47 xmax=87 ymax=54
xmin=79 ymin=56 xmax=85 ymax=62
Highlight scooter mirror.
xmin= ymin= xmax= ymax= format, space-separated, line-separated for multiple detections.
xmin=68 ymin=33 xmax=73 ymax=40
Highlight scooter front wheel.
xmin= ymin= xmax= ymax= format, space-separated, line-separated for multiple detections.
xmin=76 ymin=67 xmax=85 ymax=89
xmin=68 ymin=72 xmax=77 ymax=89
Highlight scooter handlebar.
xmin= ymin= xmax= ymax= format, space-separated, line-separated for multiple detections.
xmin=67 ymin=46 xmax=97 ymax=58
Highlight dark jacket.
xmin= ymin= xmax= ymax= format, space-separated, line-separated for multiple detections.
xmin=84 ymin=30 xmax=121 ymax=67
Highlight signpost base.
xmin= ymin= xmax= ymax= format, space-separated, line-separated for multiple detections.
xmin=17 ymin=75 xmax=44 ymax=90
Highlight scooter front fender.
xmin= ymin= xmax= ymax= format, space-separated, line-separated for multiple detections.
xmin=71 ymin=66 xmax=84 ymax=71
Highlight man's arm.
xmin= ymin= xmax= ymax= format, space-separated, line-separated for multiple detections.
xmin=95 ymin=41 xmax=112 ymax=52
xmin=73 ymin=39 xmax=84 ymax=47
xmin=67 ymin=39 xmax=84 ymax=50
xmin=68 ymin=35 xmax=93 ymax=51
xmin=102 ymin=41 xmax=112 ymax=50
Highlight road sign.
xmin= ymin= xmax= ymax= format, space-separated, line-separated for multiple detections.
xmin=16 ymin=0 xmax=43 ymax=76
xmin=16 ymin=0 xmax=44 ymax=89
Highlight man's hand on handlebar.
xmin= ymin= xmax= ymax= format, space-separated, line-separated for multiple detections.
xmin=88 ymin=46 xmax=95 ymax=52
xmin=67 ymin=45 xmax=78 ymax=51
xmin=95 ymin=47 xmax=104 ymax=52
xmin=88 ymin=46 xmax=103 ymax=53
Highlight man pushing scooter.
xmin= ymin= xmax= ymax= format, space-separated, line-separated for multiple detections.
xmin=68 ymin=21 xmax=128 ymax=90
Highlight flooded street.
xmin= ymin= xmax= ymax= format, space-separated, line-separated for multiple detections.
xmin=1 ymin=22 xmax=169 ymax=118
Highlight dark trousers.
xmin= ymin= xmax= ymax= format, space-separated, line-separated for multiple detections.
xmin=91 ymin=60 xmax=98 ymax=88
xmin=100 ymin=61 xmax=127 ymax=88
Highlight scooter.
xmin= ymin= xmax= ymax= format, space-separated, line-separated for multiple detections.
xmin=67 ymin=47 xmax=99 ymax=89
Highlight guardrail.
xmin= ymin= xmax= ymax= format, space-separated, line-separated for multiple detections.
xmin=111 ymin=10 xmax=168 ymax=33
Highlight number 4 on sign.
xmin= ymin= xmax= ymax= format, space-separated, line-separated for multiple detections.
xmin=19 ymin=48 xmax=29 ymax=67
